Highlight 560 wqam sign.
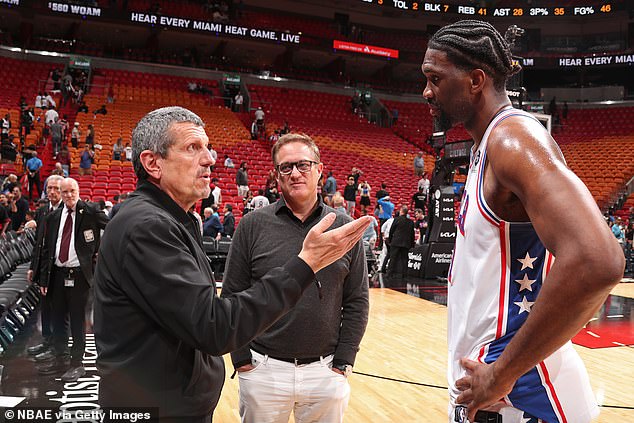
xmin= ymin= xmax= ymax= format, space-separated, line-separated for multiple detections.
xmin=131 ymin=13 xmax=301 ymax=44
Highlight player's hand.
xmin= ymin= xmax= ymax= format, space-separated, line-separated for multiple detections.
xmin=27 ymin=269 xmax=33 ymax=283
xmin=455 ymin=358 xmax=515 ymax=422
xmin=298 ymin=213 xmax=372 ymax=273
xmin=236 ymin=364 xmax=255 ymax=373
xmin=40 ymin=286 xmax=47 ymax=296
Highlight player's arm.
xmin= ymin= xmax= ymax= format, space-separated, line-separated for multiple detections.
xmin=456 ymin=118 xmax=625 ymax=418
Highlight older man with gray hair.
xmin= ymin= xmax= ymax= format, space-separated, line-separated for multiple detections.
xmin=26 ymin=174 xmax=65 ymax=359
xmin=93 ymin=106 xmax=371 ymax=422
xmin=37 ymin=177 xmax=108 ymax=382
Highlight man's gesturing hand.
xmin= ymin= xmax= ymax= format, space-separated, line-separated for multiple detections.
xmin=298 ymin=213 xmax=372 ymax=273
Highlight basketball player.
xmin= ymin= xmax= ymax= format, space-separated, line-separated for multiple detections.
xmin=422 ymin=20 xmax=624 ymax=422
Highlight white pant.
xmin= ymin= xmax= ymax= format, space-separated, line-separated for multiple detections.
xmin=238 ymin=350 xmax=350 ymax=423
xmin=238 ymin=185 xmax=249 ymax=198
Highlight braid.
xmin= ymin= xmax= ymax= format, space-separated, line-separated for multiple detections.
xmin=428 ymin=20 xmax=521 ymax=91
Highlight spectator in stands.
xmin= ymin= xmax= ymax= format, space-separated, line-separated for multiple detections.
xmin=417 ymin=171 xmax=430 ymax=196
xmin=210 ymin=177 xmax=222 ymax=204
xmin=323 ymin=171 xmax=337 ymax=200
xmin=104 ymin=201 xmax=113 ymax=217
xmin=377 ymin=192 xmax=394 ymax=249
xmin=85 ymin=124 xmax=95 ymax=147
xmin=332 ymin=192 xmax=346 ymax=214
xmin=413 ymin=151 xmax=425 ymax=177
xmin=624 ymin=221 xmax=633 ymax=275
xmin=201 ymin=177 xmax=220 ymax=212
xmin=387 ymin=205 xmax=415 ymax=285
xmin=351 ymin=92 xmax=360 ymax=114
xmin=414 ymin=208 xmax=427 ymax=245
xmin=9 ymin=185 xmax=29 ymax=231
xmin=60 ymin=79 xmax=73 ymax=108
xmin=108 ymin=192 xmax=129 ymax=220
xmin=35 ymin=92 xmax=43 ymax=109
xmin=50 ymin=162 xmax=65 ymax=177
xmin=60 ymin=114 xmax=69 ymax=140
xmin=548 ymin=96 xmax=558 ymax=117
xmin=91 ymin=94 xmax=368 ymax=423
xmin=411 ymin=185 xmax=427 ymax=213
xmin=376 ymin=183 xmax=389 ymax=201
xmin=221 ymin=133 xmax=369 ymax=423
xmin=236 ymin=161 xmax=249 ymax=197
xmin=37 ymin=178 xmax=108 ymax=382
xmin=358 ymin=180 xmax=372 ymax=214
xmin=21 ymin=210 xmax=37 ymax=231
xmin=0 ymin=193 xmax=10 ymax=235
xmin=208 ymin=145 xmax=218 ymax=171
xmin=350 ymin=166 xmax=363 ymax=185
xmin=79 ymin=144 xmax=95 ymax=176
xmin=392 ymin=108 xmax=399 ymax=125
xmin=1 ymin=134 xmax=18 ymax=163
xmin=233 ymin=92 xmax=243 ymax=112
xmin=71 ymin=122 xmax=80 ymax=148
xmin=343 ymin=175 xmax=357 ymax=216
xmin=58 ymin=146 xmax=70 ymax=176
xmin=223 ymin=154 xmax=235 ymax=168
xmin=50 ymin=117 xmax=64 ymax=155
xmin=93 ymin=104 xmax=108 ymax=117
xmin=203 ymin=205 xmax=223 ymax=239
xmin=250 ymin=119 xmax=259 ymax=140
xmin=1 ymin=113 xmax=11 ymax=141
xmin=254 ymin=106 xmax=265 ymax=127
xmin=268 ymin=129 xmax=280 ymax=145
xmin=562 ymin=101 xmax=569 ymax=120
xmin=242 ymin=190 xmax=254 ymax=215
xmin=26 ymin=151 xmax=43 ymax=200
xmin=20 ymin=106 xmax=34 ymax=137
xmin=280 ymin=120 xmax=290 ymax=135
xmin=124 ymin=142 xmax=133 ymax=161
xmin=45 ymin=106 xmax=59 ymax=126
xmin=250 ymin=188 xmax=270 ymax=210
xmin=264 ymin=180 xmax=280 ymax=204
xmin=223 ymin=203 xmax=235 ymax=237
xmin=2 ymin=174 xmax=18 ymax=193
xmin=612 ymin=218 xmax=625 ymax=245
xmin=51 ymin=68 xmax=61 ymax=90
xmin=77 ymin=100 xmax=89 ymax=113
xmin=362 ymin=209 xmax=378 ymax=249
xmin=44 ymin=92 xmax=56 ymax=109
xmin=112 ymin=137 xmax=124 ymax=161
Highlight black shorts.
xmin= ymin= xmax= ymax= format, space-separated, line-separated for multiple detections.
xmin=360 ymin=196 xmax=370 ymax=206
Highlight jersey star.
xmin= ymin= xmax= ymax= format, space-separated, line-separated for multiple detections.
xmin=514 ymin=296 xmax=535 ymax=315
xmin=515 ymin=274 xmax=536 ymax=292
xmin=517 ymin=252 xmax=538 ymax=270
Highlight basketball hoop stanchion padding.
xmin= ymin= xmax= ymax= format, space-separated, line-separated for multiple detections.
xmin=407 ymin=186 xmax=456 ymax=280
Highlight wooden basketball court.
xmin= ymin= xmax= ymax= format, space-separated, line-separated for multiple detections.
xmin=215 ymin=286 xmax=634 ymax=422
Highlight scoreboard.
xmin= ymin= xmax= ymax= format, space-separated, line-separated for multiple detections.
xmin=357 ymin=1 xmax=619 ymax=18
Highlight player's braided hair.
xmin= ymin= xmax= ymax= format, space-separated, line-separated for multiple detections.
xmin=428 ymin=20 xmax=522 ymax=91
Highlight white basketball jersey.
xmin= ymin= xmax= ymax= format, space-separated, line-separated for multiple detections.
xmin=447 ymin=108 xmax=599 ymax=422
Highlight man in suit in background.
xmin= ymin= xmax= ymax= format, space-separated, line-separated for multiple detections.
xmin=26 ymin=174 xmax=64 ymax=359
xmin=387 ymin=205 xmax=415 ymax=286
xmin=37 ymin=177 xmax=108 ymax=382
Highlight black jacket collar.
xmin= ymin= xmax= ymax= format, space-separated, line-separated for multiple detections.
xmin=134 ymin=180 xmax=201 ymax=238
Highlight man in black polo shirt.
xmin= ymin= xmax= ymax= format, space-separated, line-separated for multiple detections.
xmin=222 ymin=133 xmax=369 ymax=423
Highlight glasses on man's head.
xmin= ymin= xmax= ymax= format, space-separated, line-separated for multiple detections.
xmin=276 ymin=160 xmax=318 ymax=175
